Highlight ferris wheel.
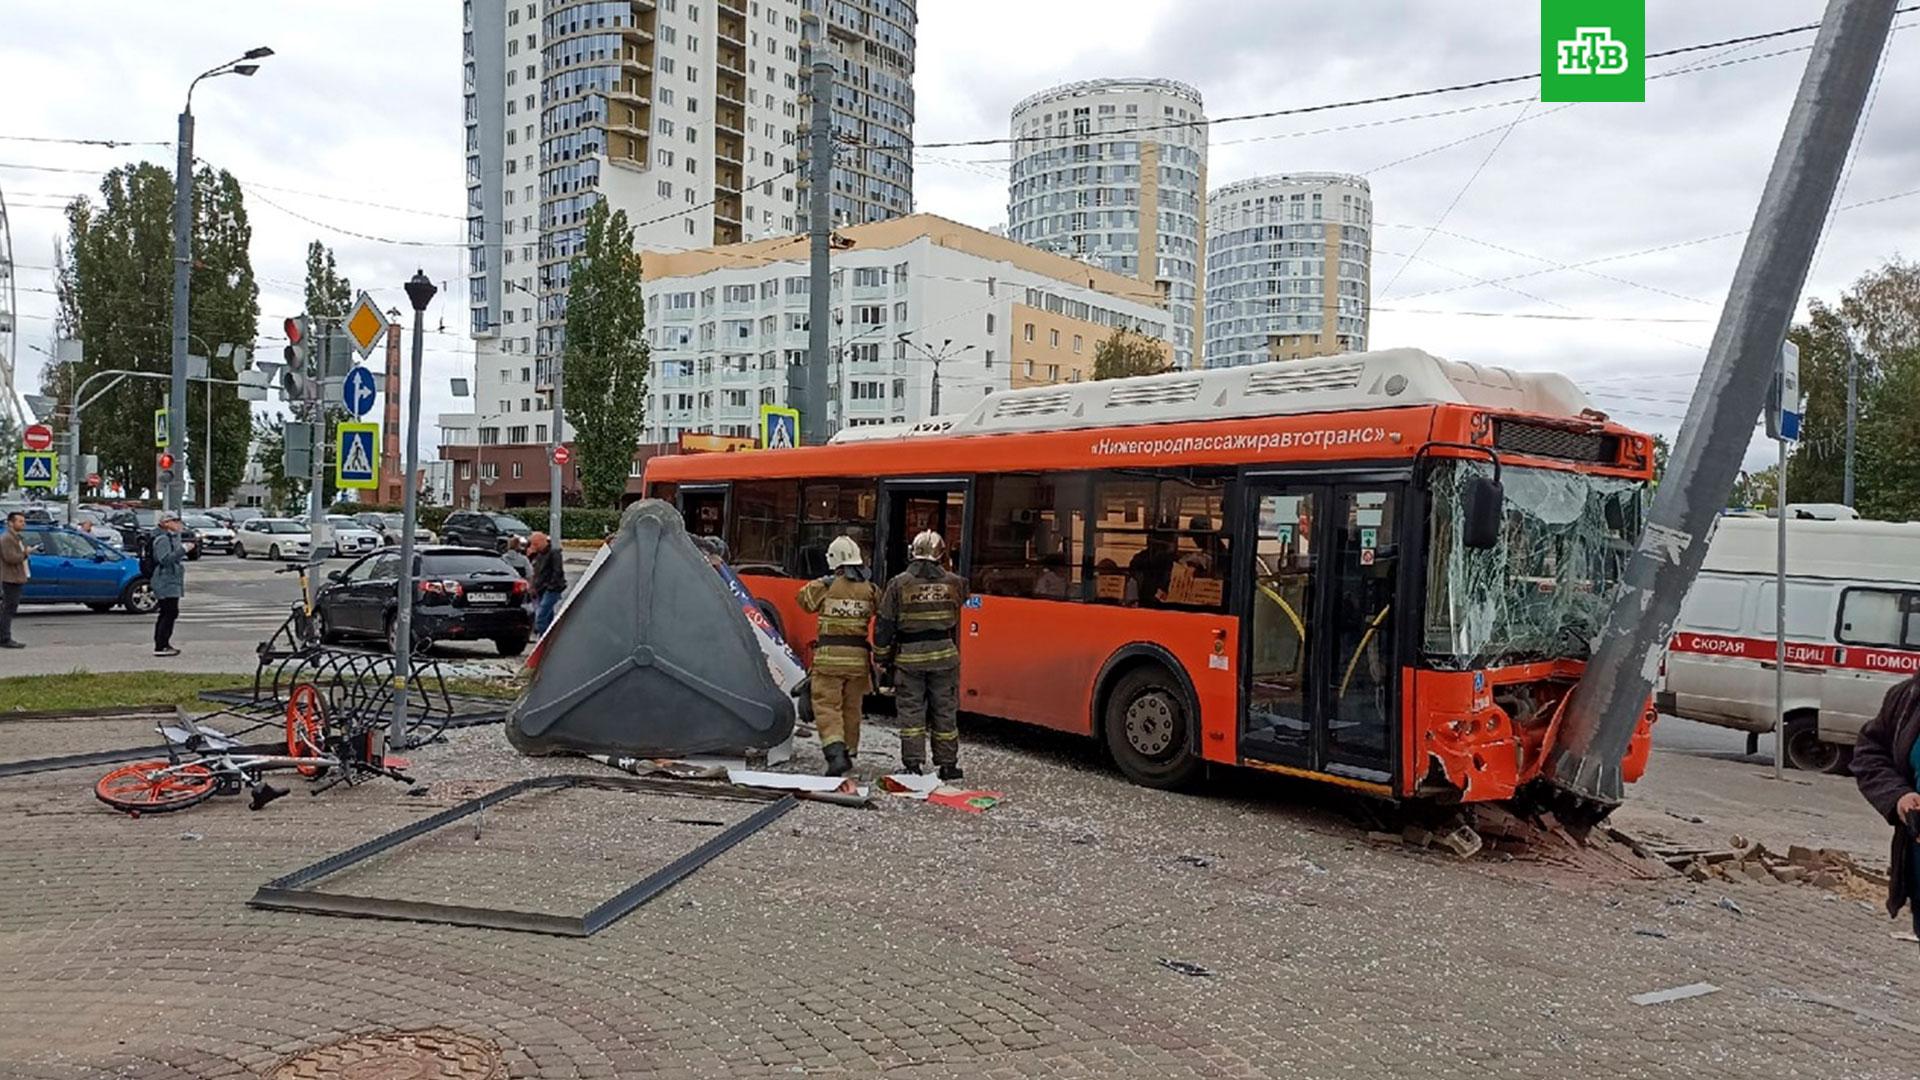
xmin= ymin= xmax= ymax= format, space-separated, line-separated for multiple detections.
xmin=0 ymin=179 xmax=25 ymax=430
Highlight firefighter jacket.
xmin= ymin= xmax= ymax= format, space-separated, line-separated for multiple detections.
xmin=797 ymin=572 xmax=880 ymax=676
xmin=875 ymin=560 xmax=967 ymax=671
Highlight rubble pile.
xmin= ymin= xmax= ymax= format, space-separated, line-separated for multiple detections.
xmin=1673 ymin=838 xmax=1887 ymax=901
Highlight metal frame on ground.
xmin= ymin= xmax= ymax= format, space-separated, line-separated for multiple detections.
xmin=248 ymin=774 xmax=798 ymax=936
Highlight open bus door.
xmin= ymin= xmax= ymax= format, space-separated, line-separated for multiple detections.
xmin=1237 ymin=476 xmax=1405 ymax=791
xmin=874 ymin=478 xmax=971 ymax=583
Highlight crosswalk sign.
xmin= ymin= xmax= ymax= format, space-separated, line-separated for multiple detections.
xmin=759 ymin=404 xmax=800 ymax=450
xmin=335 ymin=422 xmax=379 ymax=490
xmin=17 ymin=451 xmax=56 ymax=489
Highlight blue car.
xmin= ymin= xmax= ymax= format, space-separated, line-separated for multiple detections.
xmin=19 ymin=524 xmax=157 ymax=614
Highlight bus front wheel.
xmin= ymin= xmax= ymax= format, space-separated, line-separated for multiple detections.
xmin=1102 ymin=665 xmax=1202 ymax=790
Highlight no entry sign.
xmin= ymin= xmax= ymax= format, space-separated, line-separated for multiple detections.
xmin=22 ymin=424 xmax=53 ymax=451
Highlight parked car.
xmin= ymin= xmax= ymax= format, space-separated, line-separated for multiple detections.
xmin=0 ymin=502 xmax=55 ymax=525
xmin=234 ymin=517 xmax=313 ymax=561
xmin=440 ymin=510 xmax=532 ymax=552
xmin=104 ymin=508 xmax=201 ymax=560
xmin=68 ymin=510 xmax=124 ymax=549
xmin=313 ymin=546 xmax=532 ymax=656
xmin=18 ymin=524 xmax=157 ymax=613
xmin=223 ymin=507 xmax=264 ymax=525
xmin=1659 ymin=517 xmax=1920 ymax=773
xmin=184 ymin=514 xmax=236 ymax=554
xmin=357 ymin=511 xmax=437 ymax=546
xmin=324 ymin=515 xmax=384 ymax=558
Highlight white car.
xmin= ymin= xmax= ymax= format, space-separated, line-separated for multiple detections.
xmin=235 ymin=517 xmax=314 ymax=561
xmin=324 ymin=515 xmax=384 ymax=558
xmin=183 ymin=514 xmax=236 ymax=554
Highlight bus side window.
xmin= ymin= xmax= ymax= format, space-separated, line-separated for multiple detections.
xmin=727 ymin=480 xmax=799 ymax=576
xmin=795 ymin=480 xmax=877 ymax=578
xmin=970 ymin=473 xmax=1088 ymax=600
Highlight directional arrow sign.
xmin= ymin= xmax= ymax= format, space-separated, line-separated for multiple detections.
xmin=342 ymin=366 xmax=379 ymax=418
xmin=345 ymin=291 xmax=390 ymax=359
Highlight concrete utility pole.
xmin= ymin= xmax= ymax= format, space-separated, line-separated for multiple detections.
xmin=1843 ymin=331 xmax=1858 ymax=506
xmin=1547 ymin=0 xmax=1897 ymax=810
xmin=548 ymin=349 xmax=563 ymax=540
xmin=800 ymin=57 xmax=834 ymax=445
xmin=390 ymin=270 xmax=436 ymax=752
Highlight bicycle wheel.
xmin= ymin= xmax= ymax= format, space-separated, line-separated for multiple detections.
xmin=285 ymin=682 xmax=330 ymax=777
xmin=95 ymin=761 xmax=217 ymax=814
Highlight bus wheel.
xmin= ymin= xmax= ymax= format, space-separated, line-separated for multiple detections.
xmin=1102 ymin=665 xmax=1201 ymax=790
xmin=1783 ymin=713 xmax=1841 ymax=773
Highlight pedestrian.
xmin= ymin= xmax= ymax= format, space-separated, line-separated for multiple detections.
xmin=875 ymin=529 xmax=968 ymax=780
xmin=528 ymin=530 xmax=566 ymax=636
xmin=796 ymin=536 xmax=880 ymax=777
xmin=149 ymin=512 xmax=189 ymax=658
xmin=0 ymin=510 xmax=30 ymax=649
xmin=1852 ymin=673 xmax=1920 ymax=941
xmin=501 ymin=534 xmax=532 ymax=578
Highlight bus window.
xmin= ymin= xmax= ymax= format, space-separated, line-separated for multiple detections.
xmin=1091 ymin=477 xmax=1154 ymax=605
xmin=970 ymin=473 xmax=1088 ymax=600
xmin=1090 ymin=474 xmax=1229 ymax=610
xmin=1248 ymin=489 xmax=1318 ymax=754
xmin=649 ymin=481 xmax=678 ymax=505
xmin=1328 ymin=487 xmax=1399 ymax=767
xmin=680 ymin=488 xmax=726 ymax=540
xmin=795 ymin=480 xmax=877 ymax=577
xmin=728 ymin=480 xmax=799 ymax=575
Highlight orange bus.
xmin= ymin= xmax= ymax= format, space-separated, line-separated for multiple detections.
xmin=643 ymin=349 xmax=1658 ymax=803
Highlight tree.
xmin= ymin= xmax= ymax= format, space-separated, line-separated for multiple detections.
xmin=251 ymin=413 xmax=305 ymax=513
xmin=50 ymin=161 xmax=258 ymax=502
xmin=1784 ymin=302 xmax=1857 ymax=505
xmin=1092 ymin=328 xmax=1171 ymax=380
xmin=303 ymin=240 xmax=352 ymax=321
xmin=563 ymin=200 xmax=650 ymax=507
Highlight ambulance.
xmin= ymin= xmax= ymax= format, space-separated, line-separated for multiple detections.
xmin=1657 ymin=516 xmax=1920 ymax=772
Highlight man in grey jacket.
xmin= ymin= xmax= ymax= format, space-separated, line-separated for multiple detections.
xmin=150 ymin=513 xmax=188 ymax=657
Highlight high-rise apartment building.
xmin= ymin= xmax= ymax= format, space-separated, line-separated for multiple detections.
xmin=1006 ymin=78 xmax=1207 ymax=370
xmin=1204 ymin=173 xmax=1371 ymax=367
xmin=448 ymin=0 xmax=915 ymax=469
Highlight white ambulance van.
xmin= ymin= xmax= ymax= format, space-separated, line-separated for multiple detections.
xmin=1657 ymin=517 xmax=1920 ymax=772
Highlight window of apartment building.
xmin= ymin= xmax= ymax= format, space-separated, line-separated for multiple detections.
xmin=658 ymin=179 xmax=673 ymax=198
xmin=685 ymin=158 xmax=697 ymax=175
xmin=1049 ymin=329 xmax=1060 ymax=348
xmin=854 ymin=305 xmax=885 ymax=326
xmin=660 ymin=56 xmax=675 ymax=74
xmin=657 ymin=148 xmax=674 ymax=167
xmin=851 ymin=381 xmax=885 ymax=400
xmin=661 ymin=25 xmax=676 ymax=42
xmin=985 ymin=312 xmax=995 ymax=335
xmin=724 ymin=284 xmax=755 ymax=304
xmin=785 ymin=276 xmax=807 ymax=295
xmin=1073 ymin=335 xmax=1083 ymax=354
xmin=851 ymin=342 xmax=880 ymax=364
xmin=1023 ymin=323 xmax=1035 ymax=343
xmin=659 ymin=118 xmax=675 ymax=137
xmin=536 ymin=424 xmax=547 ymax=443
xmin=661 ymin=87 xmax=675 ymax=106
xmin=507 ymin=39 xmax=518 ymax=56
xmin=985 ymin=350 xmax=995 ymax=368
xmin=685 ymin=219 xmax=697 ymax=236
xmin=520 ymin=398 xmax=531 ymax=412
xmin=854 ymin=267 xmax=887 ymax=288
xmin=520 ymin=367 xmax=530 ymax=382
xmin=1047 ymin=364 xmax=1061 ymax=382
xmin=508 ymin=425 xmax=529 ymax=443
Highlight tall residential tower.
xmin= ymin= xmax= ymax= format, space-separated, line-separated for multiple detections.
xmin=1006 ymin=78 xmax=1207 ymax=370
xmin=1204 ymin=173 xmax=1371 ymax=367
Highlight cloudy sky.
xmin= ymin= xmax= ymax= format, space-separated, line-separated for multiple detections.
xmin=3 ymin=1 xmax=1915 ymax=466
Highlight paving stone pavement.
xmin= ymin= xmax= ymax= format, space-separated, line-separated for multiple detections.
xmin=0 ymin=713 xmax=1916 ymax=1079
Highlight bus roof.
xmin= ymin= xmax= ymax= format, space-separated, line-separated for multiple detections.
xmin=830 ymin=348 xmax=1593 ymax=444
xmin=1704 ymin=516 xmax=1920 ymax=583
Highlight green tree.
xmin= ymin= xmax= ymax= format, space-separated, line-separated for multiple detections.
xmin=1784 ymin=301 xmax=1857 ymax=505
xmin=1092 ymin=328 xmax=1172 ymax=380
xmin=303 ymin=240 xmax=352 ymax=320
xmin=50 ymin=161 xmax=258 ymax=502
xmin=563 ymin=200 xmax=650 ymax=507
xmin=251 ymin=413 xmax=305 ymax=513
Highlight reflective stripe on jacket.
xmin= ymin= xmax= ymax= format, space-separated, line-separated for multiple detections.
xmin=797 ymin=572 xmax=879 ymax=675
xmin=876 ymin=560 xmax=966 ymax=670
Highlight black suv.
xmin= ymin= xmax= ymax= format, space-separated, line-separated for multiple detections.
xmin=314 ymin=546 xmax=533 ymax=656
xmin=440 ymin=510 xmax=532 ymax=552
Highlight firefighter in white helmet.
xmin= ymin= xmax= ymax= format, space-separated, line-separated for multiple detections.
xmin=796 ymin=535 xmax=880 ymax=776
xmin=875 ymin=528 xmax=969 ymax=779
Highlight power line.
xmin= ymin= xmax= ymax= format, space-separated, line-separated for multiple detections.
xmin=1377 ymin=100 xmax=1534 ymax=297
xmin=0 ymin=134 xmax=168 ymax=148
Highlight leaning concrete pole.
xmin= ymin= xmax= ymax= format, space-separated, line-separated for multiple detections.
xmin=1548 ymin=0 xmax=1897 ymax=808
xmin=802 ymin=58 xmax=834 ymax=445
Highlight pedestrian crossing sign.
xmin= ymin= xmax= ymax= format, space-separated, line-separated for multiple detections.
xmin=335 ymin=422 xmax=379 ymax=490
xmin=759 ymin=404 xmax=800 ymax=450
xmin=17 ymin=451 xmax=56 ymax=489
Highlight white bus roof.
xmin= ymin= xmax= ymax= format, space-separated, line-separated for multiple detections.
xmin=828 ymin=349 xmax=1594 ymax=445
xmin=1703 ymin=516 xmax=1920 ymax=583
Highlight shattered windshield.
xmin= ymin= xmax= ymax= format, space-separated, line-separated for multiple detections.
xmin=1425 ymin=461 xmax=1645 ymax=670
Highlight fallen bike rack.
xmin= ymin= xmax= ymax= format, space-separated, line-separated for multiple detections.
xmin=248 ymin=775 xmax=797 ymax=936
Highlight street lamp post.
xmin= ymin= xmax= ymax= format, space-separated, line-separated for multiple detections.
xmin=897 ymin=335 xmax=974 ymax=416
xmin=169 ymin=46 xmax=271 ymax=514
xmin=390 ymin=270 xmax=436 ymax=752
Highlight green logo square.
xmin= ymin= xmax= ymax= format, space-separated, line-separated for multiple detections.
xmin=1541 ymin=0 xmax=1645 ymax=102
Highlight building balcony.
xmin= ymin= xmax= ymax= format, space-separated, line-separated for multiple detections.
xmin=715 ymin=137 xmax=744 ymax=167
xmin=659 ymin=372 xmax=697 ymax=389
xmin=851 ymin=283 xmax=888 ymax=301
xmin=715 ymin=103 xmax=745 ymax=136
xmin=717 ymin=40 xmax=746 ymax=75
xmin=714 ymin=194 xmax=743 ymax=225
xmin=845 ymin=395 xmax=890 ymax=414
xmin=715 ymin=402 xmax=757 ymax=422
xmin=717 ymin=72 xmax=746 ymax=107
xmin=715 ymin=159 xmax=743 ymax=192
xmin=718 ymin=366 xmax=760 ymax=385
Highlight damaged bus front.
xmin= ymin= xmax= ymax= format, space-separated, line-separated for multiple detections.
xmin=1414 ymin=458 xmax=1654 ymax=802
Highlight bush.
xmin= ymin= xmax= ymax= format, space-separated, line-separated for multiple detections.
xmin=509 ymin=505 xmax=625 ymax=541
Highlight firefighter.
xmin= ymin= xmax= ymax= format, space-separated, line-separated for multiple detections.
xmin=876 ymin=529 xmax=968 ymax=780
xmin=796 ymin=535 xmax=880 ymax=777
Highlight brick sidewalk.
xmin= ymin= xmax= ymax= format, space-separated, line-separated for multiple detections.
xmin=0 ymin=716 xmax=1915 ymax=1079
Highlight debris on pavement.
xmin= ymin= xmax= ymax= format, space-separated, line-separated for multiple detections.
xmin=1717 ymin=897 xmax=1746 ymax=916
xmin=1637 ymin=837 xmax=1890 ymax=901
xmin=926 ymin=788 xmax=1003 ymax=813
xmin=1174 ymin=853 xmax=1214 ymax=869
xmin=1633 ymin=928 xmax=1669 ymax=939
xmin=1630 ymin=982 xmax=1720 ymax=1007
xmin=879 ymin=772 xmax=942 ymax=799
xmin=1157 ymin=959 xmax=1214 ymax=978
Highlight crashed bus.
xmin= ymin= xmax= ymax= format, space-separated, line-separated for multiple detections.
xmin=643 ymin=348 xmax=1658 ymax=803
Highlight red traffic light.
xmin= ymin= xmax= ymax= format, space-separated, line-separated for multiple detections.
xmin=158 ymin=452 xmax=175 ymax=470
xmin=283 ymin=317 xmax=304 ymax=345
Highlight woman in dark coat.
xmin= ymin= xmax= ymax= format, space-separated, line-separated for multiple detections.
xmin=1851 ymin=674 xmax=1920 ymax=937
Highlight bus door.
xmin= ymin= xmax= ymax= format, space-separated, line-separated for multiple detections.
xmin=1238 ymin=478 xmax=1404 ymax=787
xmin=875 ymin=478 xmax=971 ymax=583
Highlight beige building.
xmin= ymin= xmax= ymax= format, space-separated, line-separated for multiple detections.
xmin=638 ymin=213 xmax=1171 ymax=441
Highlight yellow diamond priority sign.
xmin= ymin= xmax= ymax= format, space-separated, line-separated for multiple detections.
xmin=345 ymin=290 xmax=390 ymax=359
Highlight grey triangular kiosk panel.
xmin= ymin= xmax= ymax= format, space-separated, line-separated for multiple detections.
xmin=507 ymin=500 xmax=796 ymax=757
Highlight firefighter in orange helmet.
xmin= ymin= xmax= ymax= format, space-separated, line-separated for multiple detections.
xmin=796 ymin=535 xmax=880 ymax=777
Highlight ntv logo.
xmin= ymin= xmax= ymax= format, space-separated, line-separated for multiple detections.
xmin=1557 ymin=27 xmax=1630 ymax=76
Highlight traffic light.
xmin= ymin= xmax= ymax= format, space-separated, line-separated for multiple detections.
xmin=157 ymin=451 xmax=177 ymax=488
xmin=281 ymin=315 xmax=312 ymax=401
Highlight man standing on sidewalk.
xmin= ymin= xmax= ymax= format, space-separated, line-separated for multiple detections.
xmin=149 ymin=513 xmax=188 ymax=658
xmin=528 ymin=531 xmax=566 ymax=637
xmin=0 ymin=511 xmax=29 ymax=649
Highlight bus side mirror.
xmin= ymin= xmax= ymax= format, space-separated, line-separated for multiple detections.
xmin=1462 ymin=476 xmax=1503 ymax=550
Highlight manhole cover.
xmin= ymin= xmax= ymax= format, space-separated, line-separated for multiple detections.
xmin=269 ymin=1028 xmax=506 ymax=1080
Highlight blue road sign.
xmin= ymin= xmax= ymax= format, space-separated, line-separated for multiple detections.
xmin=18 ymin=451 xmax=56 ymax=488
xmin=336 ymin=422 xmax=379 ymax=490
xmin=342 ymin=366 xmax=379 ymax=418
xmin=759 ymin=404 xmax=800 ymax=450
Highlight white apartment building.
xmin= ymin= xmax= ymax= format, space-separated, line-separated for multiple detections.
xmin=637 ymin=214 xmax=1171 ymax=442
xmin=446 ymin=0 xmax=915 ymax=462
xmin=1205 ymin=173 xmax=1372 ymax=367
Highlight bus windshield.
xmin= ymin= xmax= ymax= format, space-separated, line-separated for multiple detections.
xmin=1425 ymin=461 xmax=1644 ymax=670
